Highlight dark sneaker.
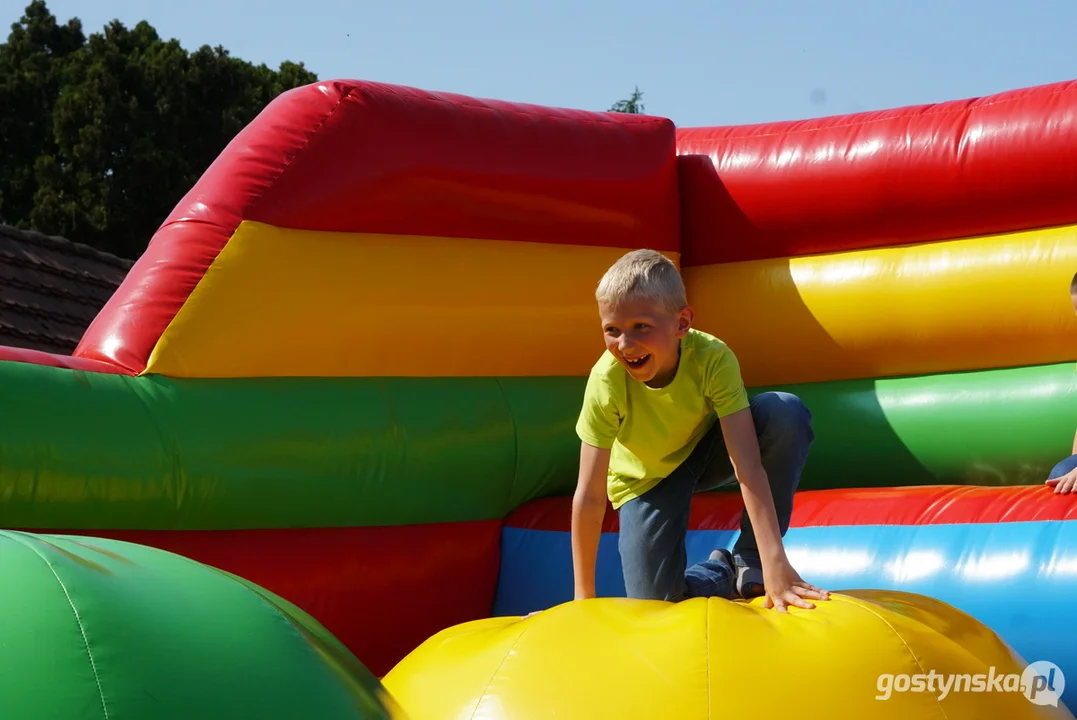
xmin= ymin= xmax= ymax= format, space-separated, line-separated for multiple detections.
xmin=736 ymin=565 xmax=766 ymax=599
xmin=708 ymin=548 xmax=734 ymax=569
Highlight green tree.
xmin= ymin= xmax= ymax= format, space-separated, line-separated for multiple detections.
xmin=609 ymin=86 xmax=645 ymax=114
xmin=0 ymin=1 xmax=317 ymax=258
xmin=0 ymin=0 xmax=85 ymax=232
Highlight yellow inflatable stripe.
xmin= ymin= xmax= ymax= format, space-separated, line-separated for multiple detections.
xmin=144 ymin=221 xmax=676 ymax=378
xmin=684 ymin=223 xmax=1077 ymax=387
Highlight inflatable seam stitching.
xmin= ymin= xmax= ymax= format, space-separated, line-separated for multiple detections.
xmin=248 ymin=89 xmax=356 ymax=221
xmin=5 ymin=532 xmax=111 ymax=719
xmin=838 ymin=596 xmax=941 ymax=711
xmin=470 ymin=625 xmax=532 ymax=719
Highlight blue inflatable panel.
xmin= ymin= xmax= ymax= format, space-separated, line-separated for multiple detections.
xmin=495 ymin=520 xmax=1077 ymax=709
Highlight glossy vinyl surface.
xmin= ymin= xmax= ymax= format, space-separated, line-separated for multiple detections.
xmin=677 ymin=78 xmax=1077 ymax=265
xmin=17 ymin=520 xmax=501 ymax=678
xmin=4 ymin=359 xmax=1076 ymax=530
xmin=142 ymin=221 xmax=675 ymax=378
xmin=493 ymin=488 xmax=1077 ymax=711
xmin=761 ymin=361 xmax=1077 ymax=487
xmin=0 ymin=531 xmax=402 ymax=719
xmin=504 ymin=485 xmax=1077 ymax=534
xmin=74 ymin=78 xmax=679 ymax=375
xmin=0 ymin=345 xmax=130 ymax=374
xmin=685 ymin=222 xmax=1077 ymax=386
xmin=0 ymin=359 xmax=581 ymax=530
xmin=386 ymin=592 xmax=1073 ymax=719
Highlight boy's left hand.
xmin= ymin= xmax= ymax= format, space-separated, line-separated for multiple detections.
xmin=761 ymin=557 xmax=829 ymax=612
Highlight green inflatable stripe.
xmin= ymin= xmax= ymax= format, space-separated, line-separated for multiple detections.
xmin=0 ymin=360 xmax=583 ymax=530
xmin=1 ymin=359 xmax=1074 ymax=530
xmin=757 ymin=361 xmax=1077 ymax=488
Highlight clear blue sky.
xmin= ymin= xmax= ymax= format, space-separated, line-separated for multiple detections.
xmin=18 ymin=0 xmax=1077 ymax=127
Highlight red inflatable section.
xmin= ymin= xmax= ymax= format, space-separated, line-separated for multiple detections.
xmin=0 ymin=346 xmax=131 ymax=374
xmin=506 ymin=485 xmax=1077 ymax=532
xmin=33 ymin=519 xmax=501 ymax=677
xmin=676 ymin=79 xmax=1077 ymax=265
xmin=75 ymin=79 xmax=680 ymax=375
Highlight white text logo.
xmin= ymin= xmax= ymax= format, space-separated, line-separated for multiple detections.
xmin=875 ymin=661 xmax=1064 ymax=707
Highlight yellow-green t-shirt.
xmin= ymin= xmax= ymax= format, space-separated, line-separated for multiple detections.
xmin=575 ymin=328 xmax=750 ymax=509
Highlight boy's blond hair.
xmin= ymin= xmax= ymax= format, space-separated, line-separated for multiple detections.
xmin=595 ymin=249 xmax=687 ymax=315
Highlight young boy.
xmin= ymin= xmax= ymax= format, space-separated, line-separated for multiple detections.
xmin=571 ymin=249 xmax=829 ymax=611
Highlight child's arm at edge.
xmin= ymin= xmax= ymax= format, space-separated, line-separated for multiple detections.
xmin=572 ymin=441 xmax=611 ymax=600
xmin=1045 ymin=428 xmax=1077 ymax=494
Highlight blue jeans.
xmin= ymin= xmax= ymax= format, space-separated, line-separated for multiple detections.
xmin=1049 ymin=454 xmax=1077 ymax=479
xmin=616 ymin=391 xmax=814 ymax=601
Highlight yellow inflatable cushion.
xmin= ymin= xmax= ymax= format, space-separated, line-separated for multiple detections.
xmin=383 ymin=591 xmax=1072 ymax=719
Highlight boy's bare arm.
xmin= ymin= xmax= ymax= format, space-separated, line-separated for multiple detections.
xmin=719 ymin=408 xmax=828 ymax=610
xmin=718 ymin=410 xmax=787 ymax=564
xmin=572 ymin=442 xmax=610 ymax=600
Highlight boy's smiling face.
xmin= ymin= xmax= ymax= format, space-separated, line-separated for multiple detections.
xmin=599 ymin=296 xmax=694 ymax=388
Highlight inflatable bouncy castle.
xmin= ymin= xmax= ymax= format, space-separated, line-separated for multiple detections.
xmin=3 ymin=78 xmax=1077 ymax=717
